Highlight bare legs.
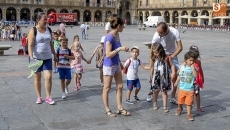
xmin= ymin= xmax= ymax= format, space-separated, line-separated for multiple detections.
xmin=153 ymin=90 xmax=169 ymax=112
xmin=34 ymin=70 xmax=52 ymax=98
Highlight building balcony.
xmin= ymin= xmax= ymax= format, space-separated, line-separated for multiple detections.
xmin=138 ymin=2 xmax=215 ymax=9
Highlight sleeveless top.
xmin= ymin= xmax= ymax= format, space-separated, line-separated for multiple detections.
xmin=151 ymin=59 xmax=171 ymax=92
xmin=178 ymin=65 xmax=195 ymax=91
xmin=71 ymin=51 xmax=82 ymax=68
xmin=33 ymin=27 xmax=52 ymax=60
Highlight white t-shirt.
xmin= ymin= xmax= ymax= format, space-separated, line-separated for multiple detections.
xmin=105 ymin=22 xmax=110 ymax=31
xmin=124 ymin=58 xmax=142 ymax=80
xmin=80 ymin=24 xmax=85 ymax=29
xmin=151 ymin=27 xmax=181 ymax=55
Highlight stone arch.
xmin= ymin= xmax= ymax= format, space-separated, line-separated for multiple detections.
xmin=0 ymin=8 xmax=2 ymax=20
xmin=139 ymin=12 xmax=143 ymax=22
xmin=47 ymin=8 xmax=56 ymax=15
xmin=172 ymin=11 xmax=179 ymax=24
xmin=105 ymin=11 xmax=112 ymax=21
xmin=164 ymin=11 xmax=170 ymax=23
xmin=72 ymin=9 xmax=80 ymax=22
xmin=191 ymin=10 xmax=198 ymax=17
xmin=145 ymin=11 xmax=149 ymax=20
xmin=60 ymin=9 xmax=68 ymax=13
xmin=83 ymin=10 xmax=91 ymax=22
xmin=94 ymin=10 xmax=102 ymax=22
xmin=201 ymin=10 xmax=209 ymax=16
xmin=181 ymin=10 xmax=188 ymax=16
xmin=152 ymin=11 xmax=161 ymax=16
xmin=6 ymin=7 xmax=17 ymax=21
xmin=20 ymin=8 xmax=30 ymax=21
xmin=125 ymin=11 xmax=131 ymax=25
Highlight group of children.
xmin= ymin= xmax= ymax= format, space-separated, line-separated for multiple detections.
xmin=122 ymin=43 xmax=204 ymax=121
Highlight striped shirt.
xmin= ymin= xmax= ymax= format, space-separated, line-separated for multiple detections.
xmin=57 ymin=47 xmax=71 ymax=68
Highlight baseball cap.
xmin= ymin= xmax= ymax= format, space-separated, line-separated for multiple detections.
xmin=100 ymin=36 xmax=105 ymax=43
xmin=131 ymin=46 xmax=139 ymax=51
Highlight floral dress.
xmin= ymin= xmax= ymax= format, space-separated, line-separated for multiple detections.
xmin=71 ymin=51 xmax=84 ymax=73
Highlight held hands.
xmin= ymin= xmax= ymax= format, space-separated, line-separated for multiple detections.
xmin=170 ymin=73 xmax=176 ymax=80
xmin=174 ymin=82 xmax=178 ymax=87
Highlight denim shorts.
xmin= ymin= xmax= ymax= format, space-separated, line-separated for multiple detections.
xmin=36 ymin=59 xmax=52 ymax=72
xmin=103 ymin=64 xmax=121 ymax=76
xmin=58 ymin=68 xmax=72 ymax=80
xmin=127 ymin=78 xmax=141 ymax=91
xmin=172 ymin=56 xmax=179 ymax=70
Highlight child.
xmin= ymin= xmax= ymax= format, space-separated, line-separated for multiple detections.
xmin=89 ymin=36 xmax=105 ymax=86
xmin=189 ymin=45 xmax=204 ymax=112
xmin=21 ymin=33 xmax=27 ymax=56
xmin=71 ymin=41 xmax=90 ymax=91
xmin=150 ymin=43 xmax=176 ymax=112
xmin=71 ymin=35 xmax=85 ymax=53
xmin=53 ymin=31 xmax=61 ymax=73
xmin=123 ymin=46 xmax=150 ymax=104
xmin=174 ymin=51 xmax=198 ymax=121
xmin=56 ymin=37 xmax=73 ymax=99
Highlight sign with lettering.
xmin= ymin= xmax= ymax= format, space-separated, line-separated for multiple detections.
xmin=212 ymin=3 xmax=227 ymax=17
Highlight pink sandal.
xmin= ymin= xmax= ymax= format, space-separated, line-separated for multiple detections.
xmin=197 ymin=108 xmax=204 ymax=112
xmin=74 ymin=86 xmax=78 ymax=91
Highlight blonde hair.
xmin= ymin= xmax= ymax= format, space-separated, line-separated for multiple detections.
xmin=60 ymin=36 xmax=68 ymax=42
xmin=70 ymin=41 xmax=80 ymax=50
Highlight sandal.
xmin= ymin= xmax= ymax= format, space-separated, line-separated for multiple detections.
xmin=106 ymin=110 xmax=116 ymax=117
xmin=116 ymin=109 xmax=131 ymax=116
xmin=163 ymin=106 xmax=170 ymax=113
xmin=153 ymin=104 xmax=158 ymax=110
xmin=175 ymin=108 xmax=183 ymax=116
xmin=197 ymin=108 xmax=204 ymax=112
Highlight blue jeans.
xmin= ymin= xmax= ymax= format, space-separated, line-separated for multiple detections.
xmin=82 ymin=29 xmax=85 ymax=39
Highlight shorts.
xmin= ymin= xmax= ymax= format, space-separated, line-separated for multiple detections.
xmin=172 ymin=56 xmax=179 ymax=70
xmin=178 ymin=89 xmax=194 ymax=106
xmin=103 ymin=64 xmax=121 ymax=76
xmin=36 ymin=59 xmax=52 ymax=72
xmin=58 ymin=68 xmax=71 ymax=80
xmin=127 ymin=78 xmax=141 ymax=91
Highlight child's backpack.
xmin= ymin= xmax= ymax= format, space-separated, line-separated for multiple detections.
xmin=25 ymin=27 xmax=52 ymax=55
xmin=194 ymin=60 xmax=204 ymax=89
xmin=123 ymin=58 xmax=140 ymax=74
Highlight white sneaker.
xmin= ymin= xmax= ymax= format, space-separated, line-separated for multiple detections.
xmin=62 ymin=93 xmax=66 ymax=99
xmin=146 ymin=94 xmax=152 ymax=102
xmin=65 ymin=87 xmax=69 ymax=94
xmin=170 ymin=98 xmax=178 ymax=104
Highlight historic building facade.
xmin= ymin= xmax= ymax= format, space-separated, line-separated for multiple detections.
xmin=138 ymin=0 xmax=230 ymax=25
xmin=0 ymin=0 xmax=138 ymax=25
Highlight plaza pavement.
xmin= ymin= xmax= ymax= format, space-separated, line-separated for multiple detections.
xmin=0 ymin=25 xmax=229 ymax=130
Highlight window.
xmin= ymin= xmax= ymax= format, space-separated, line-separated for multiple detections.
xmin=203 ymin=0 xmax=207 ymax=4
xmin=23 ymin=0 xmax=28 ymax=1
xmin=216 ymin=0 xmax=219 ymax=3
xmin=146 ymin=0 xmax=149 ymax=6
xmin=193 ymin=0 xmax=197 ymax=6
xmin=139 ymin=0 xmax=142 ymax=7
xmin=228 ymin=0 xmax=230 ymax=4
xmin=183 ymin=0 xmax=187 ymax=5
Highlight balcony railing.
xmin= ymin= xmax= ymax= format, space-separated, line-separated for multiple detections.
xmin=0 ymin=0 xmax=114 ymax=8
xmin=139 ymin=2 xmax=214 ymax=9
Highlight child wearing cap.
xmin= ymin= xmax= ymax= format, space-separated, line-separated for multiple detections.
xmin=123 ymin=46 xmax=150 ymax=104
xmin=89 ymin=36 xmax=105 ymax=86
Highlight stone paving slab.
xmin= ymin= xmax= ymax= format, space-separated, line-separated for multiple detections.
xmin=0 ymin=25 xmax=230 ymax=130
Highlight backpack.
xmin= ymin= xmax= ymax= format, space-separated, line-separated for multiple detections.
xmin=194 ymin=60 xmax=204 ymax=89
xmin=56 ymin=47 xmax=72 ymax=62
xmin=123 ymin=58 xmax=140 ymax=74
xmin=25 ymin=26 xmax=52 ymax=55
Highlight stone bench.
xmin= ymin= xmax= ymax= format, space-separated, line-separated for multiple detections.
xmin=143 ymin=42 xmax=152 ymax=49
xmin=138 ymin=27 xmax=146 ymax=30
xmin=65 ymin=25 xmax=74 ymax=28
xmin=0 ymin=45 xmax=12 ymax=55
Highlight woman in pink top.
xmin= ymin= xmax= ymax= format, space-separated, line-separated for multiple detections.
xmin=71 ymin=41 xmax=90 ymax=90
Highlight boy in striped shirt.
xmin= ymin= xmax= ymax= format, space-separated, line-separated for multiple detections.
xmin=56 ymin=37 xmax=74 ymax=99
